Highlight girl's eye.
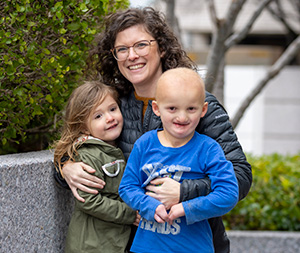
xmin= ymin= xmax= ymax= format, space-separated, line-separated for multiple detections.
xmin=110 ymin=107 xmax=117 ymax=112
xmin=95 ymin=114 xmax=102 ymax=119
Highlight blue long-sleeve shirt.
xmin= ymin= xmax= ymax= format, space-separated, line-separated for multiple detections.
xmin=119 ymin=129 xmax=239 ymax=253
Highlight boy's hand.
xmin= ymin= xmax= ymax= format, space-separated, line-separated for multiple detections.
xmin=154 ymin=204 xmax=169 ymax=223
xmin=168 ymin=203 xmax=185 ymax=225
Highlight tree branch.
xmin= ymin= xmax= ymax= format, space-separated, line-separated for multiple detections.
xmin=225 ymin=0 xmax=273 ymax=49
xmin=207 ymin=0 xmax=219 ymax=28
xmin=266 ymin=0 xmax=298 ymax=35
xmin=205 ymin=0 xmax=247 ymax=92
xmin=231 ymin=35 xmax=300 ymax=129
xmin=223 ymin=0 xmax=247 ymax=37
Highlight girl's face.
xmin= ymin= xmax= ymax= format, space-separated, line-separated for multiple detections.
xmin=86 ymin=94 xmax=123 ymax=146
xmin=114 ymin=25 xmax=164 ymax=97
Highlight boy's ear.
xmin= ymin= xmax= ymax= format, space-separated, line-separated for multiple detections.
xmin=152 ymin=100 xmax=161 ymax=117
xmin=201 ymin=102 xmax=208 ymax=118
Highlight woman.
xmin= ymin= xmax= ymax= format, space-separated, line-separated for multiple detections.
xmin=55 ymin=7 xmax=252 ymax=253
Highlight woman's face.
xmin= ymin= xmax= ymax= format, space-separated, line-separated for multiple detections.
xmin=114 ymin=25 xmax=164 ymax=97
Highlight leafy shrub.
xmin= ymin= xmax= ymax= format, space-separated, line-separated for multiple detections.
xmin=0 ymin=0 xmax=129 ymax=155
xmin=223 ymin=153 xmax=300 ymax=231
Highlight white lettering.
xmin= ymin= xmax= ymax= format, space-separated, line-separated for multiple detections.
xmin=139 ymin=218 xmax=181 ymax=235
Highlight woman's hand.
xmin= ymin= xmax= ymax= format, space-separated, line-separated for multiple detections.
xmin=145 ymin=177 xmax=180 ymax=210
xmin=63 ymin=161 xmax=105 ymax=202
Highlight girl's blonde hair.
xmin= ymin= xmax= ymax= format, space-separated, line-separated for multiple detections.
xmin=53 ymin=80 xmax=119 ymax=176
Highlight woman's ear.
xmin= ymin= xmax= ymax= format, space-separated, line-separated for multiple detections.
xmin=152 ymin=100 xmax=161 ymax=117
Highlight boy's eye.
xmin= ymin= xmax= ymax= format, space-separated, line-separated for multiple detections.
xmin=168 ymin=107 xmax=176 ymax=111
xmin=188 ymin=107 xmax=196 ymax=111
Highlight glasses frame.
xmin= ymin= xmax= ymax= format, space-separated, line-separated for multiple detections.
xmin=111 ymin=40 xmax=156 ymax=61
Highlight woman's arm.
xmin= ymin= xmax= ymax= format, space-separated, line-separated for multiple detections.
xmin=54 ymin=160 xmax=105 ymax=202
xmin=75 ymin=153 xmax=136 ymax=225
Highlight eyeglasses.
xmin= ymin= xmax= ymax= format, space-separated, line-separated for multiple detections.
xmin=111 ymin=40 xmax=156 ymax=61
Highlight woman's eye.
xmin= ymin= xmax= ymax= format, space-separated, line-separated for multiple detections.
xmin=116 ymin=47 xmax=128 ymax=53
xmin=136 ymin=42 xmax=147 ymax=48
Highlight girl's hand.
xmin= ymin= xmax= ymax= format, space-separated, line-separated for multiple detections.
xmin=145 ymin=177 xmax=180 ymax=209
xmin=63 ymin=161 xmax=105 ymax=202
xmin=133 ymin=211 xmax=141 ymax=226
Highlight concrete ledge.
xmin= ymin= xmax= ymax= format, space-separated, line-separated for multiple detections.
xmin=0 ymin=150 xmax=74 ymax=252
xmin=228 ymin=230 xmax=300 ymax=253
xmin=1 ymin=150 xmax=300 ymax=252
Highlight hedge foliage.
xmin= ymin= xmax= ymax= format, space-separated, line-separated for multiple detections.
xmin=0 ymin=0 xmax=129 ymax=155
xmin=223 ymin=153 xmax=300 ymax=231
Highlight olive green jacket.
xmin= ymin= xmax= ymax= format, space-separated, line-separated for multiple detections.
xmin=64 ymin=136 xmax=136 ymax=253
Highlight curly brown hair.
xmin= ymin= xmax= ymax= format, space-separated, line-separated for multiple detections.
xmin=86 ymin=7 xmax=198 ymax=96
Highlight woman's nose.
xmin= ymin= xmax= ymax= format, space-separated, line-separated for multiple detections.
xmin=127 ymin=47 xmax=139 ymax=60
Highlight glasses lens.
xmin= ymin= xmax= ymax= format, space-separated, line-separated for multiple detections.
xmin=112 ymin=40 xmax=152 ymax=61
xmin=133 ymin=40 xmax=151 ymax=57
xmin=113 ymin=46 xmax=128 ymax=61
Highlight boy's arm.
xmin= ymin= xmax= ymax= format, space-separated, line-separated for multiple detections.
xmin=181 ymin=92 xmax=252 ymax=202
xmin=182 ymin=142 xmax=239 ymax=225
xmin=119 ymin=144 xmax=162 ymax=222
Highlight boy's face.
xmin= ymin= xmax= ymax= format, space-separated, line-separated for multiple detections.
xmin=152 ymin=77 xmax=207 ymax=147
xmin=86 ymin=94 xmax=123 ymax=146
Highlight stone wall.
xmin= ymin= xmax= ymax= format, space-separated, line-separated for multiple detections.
xmin=0 ymin=150 xmax=74 ymax=252
xmin=1 ymin=150 xmax=300 ymax=252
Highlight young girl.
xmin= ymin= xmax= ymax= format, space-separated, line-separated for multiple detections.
xmin=54 ymin=81 xmax=139 ymax=253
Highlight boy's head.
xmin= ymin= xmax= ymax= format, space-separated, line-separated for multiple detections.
xmin=152 ymin=67 xmax=208 ymax=147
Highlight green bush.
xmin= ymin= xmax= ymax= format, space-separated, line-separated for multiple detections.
xmin=0 ymin=0 xmax=129 ymax=155
xmin=223 ymin=153 xmax=300 ymax=231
